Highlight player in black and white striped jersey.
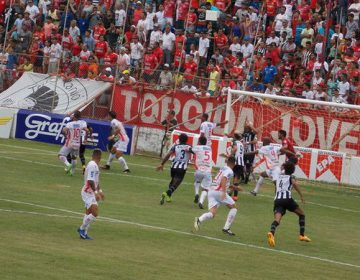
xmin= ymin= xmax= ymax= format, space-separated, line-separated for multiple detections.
xmin=267 ymin=162 xmax=311 ymax=247
xmin=231 ymin=132 xmax=245 ymax=201
xmin=242 ymin=121 xmax=257 ymax=184
xmin=157 ymin=133 xmax=193 ymax=205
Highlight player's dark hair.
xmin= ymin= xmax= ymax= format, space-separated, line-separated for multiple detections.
xmin=202 ymin=113 xmax=209 ymax=121
xmin=108 ymin=111 xmax=117 ymax=119
xmin=262 ymin=137 xmax=271 ymax=146
xmin=227 ymin=156 xmax=236 ymax=165
xmin=283 ymin=161 xmax=295 ymax=175
xmin=198 ymin=136 xmax=207 ymax=145
xmin=234 ymin=132 xmax=242 ymax=140
xmin=179 ymin=133 xmax=188 ymax=144
xmin=73 ymin=110 xmax=81 ymax=120
xmin=169 ymin=110 xmax=176 ymax=115
xmin=278 ymin=129 xmax=287 ymax=137
xmin=92 ymin=149 xmax=102 ymax=158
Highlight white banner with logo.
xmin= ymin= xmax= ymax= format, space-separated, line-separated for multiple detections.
xmin=0 ymin=73 xmax=111 ymax=114
xmin=0 ymin=107 xmax=18 ymax=139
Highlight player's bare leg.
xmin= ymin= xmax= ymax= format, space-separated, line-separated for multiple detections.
xmin=70 ymin=155 xmax=77 ymax=176
xmin=114 ymin=148 xmax=130 ymax=173
xmin=79 ymin=204 xmax=98 ymax=240
xmin=58 ymin=154 xmax=71 ymax=173
xmin=294 ymin=207 xmax=311 ymax=242
xmin=194 ymin=180 xmax=200 ymax=203
xmin=251 ymin=171 xmax=268 ymax=196
xmin=267 ymin=212 xmax=282 ymax=247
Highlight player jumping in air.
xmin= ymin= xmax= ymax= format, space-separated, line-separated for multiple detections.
xmin=157 ymin=133 xmax=193 ymax=205
xmin=78 ymin=149 xmax=105 ymax=240
xmin=194 ymin=156 xmax=242 ymax=236
xmin=278 ymin=129 xmax=300 ymax=164
xmin=248 ymin=137 xmax=296 ymax=196
xmin=102 ymin=111 xmax=130 ymax=173
xmin=267 ymin=161 xmax=311 ymax=247
xmin=192 ymin=136 xmax=213 ymax=208
xmin=242 ymin=121 xmax=258 ymax=183
xmin=58 ymin=111 xmax=89 ymax=175
xmin=199 ymin=113 xmax=228 ymax=146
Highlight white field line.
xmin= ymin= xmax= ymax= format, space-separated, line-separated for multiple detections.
xmin=0 ymin=198 xmax=359 ymax=270
xmin=0 ymin=150 xmax=359 ymax=214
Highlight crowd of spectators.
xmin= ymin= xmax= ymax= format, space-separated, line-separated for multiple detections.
xmin=0 ymin=0 xmax=359 ymax=105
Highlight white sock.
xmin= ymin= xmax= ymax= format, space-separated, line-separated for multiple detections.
xmin=224 ymin=208 xmax=237 ymax=230
xmin=194 ymin=182 xmax=200 ymax=195
xmin=80 ymin=214 xmax=96 ymax=231
xmin=106 ymin=153 xmax=115 ymax=165
xmin=81 ymin=215 xmax=91 ymax=233
xmin=253 ymin=176 xmax=264 ymax=193
xmin=199 ymin=212 xmax=213 ymax=223
xmin=59 ymin=155 xmax=71 ymax=166
xmin=251 ymin=172 xmax=256 ymax=181
xmin=199 ymin=190 xmax=207 ymax=204
xmin=118 ymin=156 xmax=129 ymax=170
xmin=71 ymin=159 xmax=77 ymax=172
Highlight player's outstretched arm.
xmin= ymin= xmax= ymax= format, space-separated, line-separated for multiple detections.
xmin=293 ymin=179 xmax=305 ymax=204
xmin=279 ymin=147 xmax=296 ymax=157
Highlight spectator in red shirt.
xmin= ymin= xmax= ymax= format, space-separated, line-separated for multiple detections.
xmin=142 ymin=47 xmax=159 ymax=83
xmin=186 ymin=7 xmax=197 ymax=33
xmin=94 ymin=35 xmax=108 ymax=64
xmin=93 ymin=22 xmax=107 ymax=42
xmin=103 ymin=46 xmax=118 ymax=71
xmin=214 ymin=29 xmax=228 ymax=54
xmin=62 ymin=28 xmax=74 ymax=56
xmin=163 ymin=0 xmax=176 ymax=26
xmin=183 ymin=54 xmax=198 ymax=81
xmin=176 ymin=0 xmax=190 ymax=30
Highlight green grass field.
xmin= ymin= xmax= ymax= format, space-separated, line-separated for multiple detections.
xmin=0 ymin=139 xmax=359 ymax=280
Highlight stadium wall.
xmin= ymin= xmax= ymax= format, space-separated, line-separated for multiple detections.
xmin=170 ymin=130 xmax=360 ymax=187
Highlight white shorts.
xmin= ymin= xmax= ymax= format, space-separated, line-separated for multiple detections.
xmin=113 ymin=140 xmax=129 ymax=152
xmin=266 ymin=166 xmax=281 ymax=181
xmin=81 ymin=191 xmax=98 ymax=209
xmin=59 ymin=145 xmax=79 ymax=157
xmin=194 ymin=170 xmax=212 ymax=190
xmin=207 ymin=190 xmax=235 ymax=210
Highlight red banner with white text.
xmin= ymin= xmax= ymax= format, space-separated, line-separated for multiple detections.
xmin=112 ymin=85 xmax=360 ymax=156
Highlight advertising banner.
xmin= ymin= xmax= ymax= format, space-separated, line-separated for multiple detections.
xmin=0 ymin=73 xmax=111 ymax=114
xmin=0 ymin=107 xmax=17 ymax=139
xmin=15 ymin=110 xmax=136 ymax=154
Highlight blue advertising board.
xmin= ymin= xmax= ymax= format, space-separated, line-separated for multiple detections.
xmin=15 ymin=110 xmax=135 ymax=154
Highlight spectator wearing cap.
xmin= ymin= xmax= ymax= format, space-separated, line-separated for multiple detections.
xmin=119 ymin=69 xmax=136 ymax=84
xmin=161 ymin=24 xmax=176 ymax=65
xmin=158 ymin=63 xmax=173 ymax=89
xmin=98 ymin=67 xmax=114 ymax=82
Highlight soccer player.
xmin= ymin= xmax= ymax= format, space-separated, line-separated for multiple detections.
xmin=157 ymin=133 xmax=193 ymax=205
xmin=78 ymin=149 xmax=105 ymax=240
xmin=102 ymin=111 xmax=130 ymax=173
xmin=192 ymin=136 xmax=213 ymax=208
xmin=199 ymin=113 xmax=228 ymax=146
xmin=267 ymin=161 xmax=311 ymax=247
xmin=79 ymin=123 xmax=93 ymax=174
xmin=278 ymin=129 xmax=299 ymax=164
xmin=242 ymin=121 xmax=258 ymax=183
xmin=194 ymin=156 xmax=241 ymax=236
xmin=230 ymin=132 xmax=245 ymax=201
xmin=58 ymin=111 xmax=89 ymax=175
xmin=248 ymin=137 xmax=296 ymax=196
